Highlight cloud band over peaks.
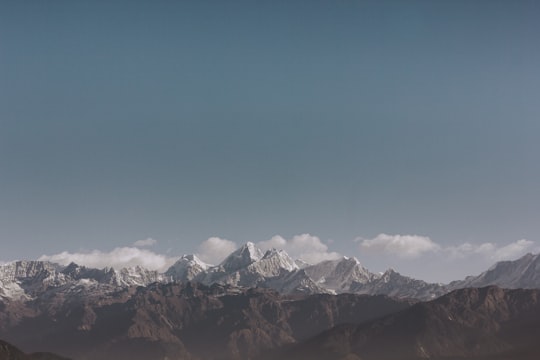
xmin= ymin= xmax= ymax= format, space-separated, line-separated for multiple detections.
xmin=39 ymin=246 xmax=175 ymax=271
xmin=359 ymin=233 xmax=536 ymax=261
xmin=359 ymin=233 xmax=440 ymax=258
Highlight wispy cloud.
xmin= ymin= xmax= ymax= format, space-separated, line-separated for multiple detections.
xmin=133 ymin=238 xmax=158 ymax=247
xmin=258 ymin=234 xmax=341 ymax=264
xmin=358 ymin=234 xmax=440 ymax=258
xmin=39 ymin=247 xmax=176 ymax=271
xmin=196 ymin=237 xmax=238 ymax=265
xmin=358 ymin=233 xmax=536 ymax=262
xmin=446 ymin=239 xmax=535 ymax=261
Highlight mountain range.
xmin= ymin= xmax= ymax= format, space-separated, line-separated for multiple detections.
xmin=281 ymin=286 xmax=540 ymax=360
xmin=3 ymin=243 xmax=540 ymax=302
xmin=0 ymin=281 xmax=411 ymax=360
xmin=2 ymin=245 xmax=540 ymax=359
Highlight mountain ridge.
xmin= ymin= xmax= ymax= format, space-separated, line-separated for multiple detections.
xmin=281 ymin=286 xmax=540 ymax=360
xmin=2 ymin=246 xmax=540 ymax=301
xmin=0 ymin=282 xmax=412 ymax=360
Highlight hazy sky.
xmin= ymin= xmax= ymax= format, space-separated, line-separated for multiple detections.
xmin=1 ymin=0 xmax=539 ymax=282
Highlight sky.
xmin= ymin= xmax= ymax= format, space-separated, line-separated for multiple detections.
xmin=1 ymin=0 xmax=539 ymax=283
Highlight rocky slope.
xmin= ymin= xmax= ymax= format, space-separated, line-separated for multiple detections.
xmin=450 ymin=252 xmax=540 ymax=290
xmin=282 ymin=286 xmax=540 ymax=360
xmin=0 ymin=282 xmax=411 ymax=360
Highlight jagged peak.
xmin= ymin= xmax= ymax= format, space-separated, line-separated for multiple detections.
xmin=222 ymin=243 xmax=262 ymax=262
xmin=217 ymin=242 xmax=264 ymax=273
xmin=241 ymin=242 xmax=262 ymax=257
xmin=486 ymin=252 xmax=539 ymax=272
xmin=340 ymin=256 xmax=362 ymax=265
xmin=0 ymin=260 xmax=63 ymax=278
xmin=262 ymin=248 xmax=289 ymax=258
xmin=175 ymin=254 xmax=209 ymax=268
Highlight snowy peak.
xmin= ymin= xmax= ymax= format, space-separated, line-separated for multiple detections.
xmin=166 ymin=254 xmax=209 ymax=281
xmin=111 ymin=266 xmax=164 ymax=287
xmin=304 ymin=256 xmax=375 ymax=292
xmin=350 ymin=268 xmax=447 ymax=300
xmin=4 ymin=249 xmax=540 ymax=302
xmin=0 ymin=260 xmax=164 ymax=300
xmin=166 ymin=248 xmax=320 ymax=294
xmin=219 ymin=242 xmax=263 ymax=272
xmin=450 ymin=252 xmax=540 ymax=290
xmin=182 ymin=254 xmax=209 ymax=268
xmin=261 ymin=248 xmax=298 ymax=269
xmin=0 ymin=260 xmax=62 ymax=282
xmin=247 ymin=248 xmax=299 ymax=276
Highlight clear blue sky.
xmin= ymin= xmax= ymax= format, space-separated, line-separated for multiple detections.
xmin=1 ymin=0 xmax=539 ymax=282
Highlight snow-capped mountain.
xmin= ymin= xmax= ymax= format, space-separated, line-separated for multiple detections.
xmin=350 ymin=268 xmax=447 ymax=300
xmin=62 ymin=262 xmax=164 ymax=287
xmin=196 ymin=244 xmax=328 ymax=294
xmin=165 ymin=254 xmax=209 ymax=281
xmin=449 ymin=252 xmax=540 ymax=290
xmin=304 ymin=257 xmax=376 ymax=293
xmin=162 ymin=243 xmax=447 ymax=298
xmin=3 ymin=247 xmax=540 ymax=302
xmin=218 ymin=242 xmax=264 ymax=272
xmin=0 ymin=260 xmax=164 ymax=300
xmin=0 ymin=261 xmax=66 ymax=299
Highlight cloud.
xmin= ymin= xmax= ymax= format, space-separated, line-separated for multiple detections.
xmin=39 ymin=247 xmax=176 ymax=271
xmin=258 ymin=234 xmax=341 ymax=264
xmin=446 ymin=239 xmax=535 ymax=261
xmin=359 ymin=234 xmax=440 ymax=258
xmin=133 ymin=238 xmax=157 ymax=247
xmin=493 ymin=239 xmax=535 ymax=260
xmin=196 ymin=237 xmax=238 ymax=265
xmin=359 ymin=233 xmax=536 ymax=263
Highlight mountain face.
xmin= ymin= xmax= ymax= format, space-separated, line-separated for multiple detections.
xmin=165 ymin=254 xmax=209 ymax=281
xmin=283 ymin=286 xmax=540 ymax=360
xmin=304 ymin=257 xmax=375 ymax=293
xmin=0 ymin=261 xmax=164 ymax=301
xmin=350 ymin=268 xmax=447 ymax=300
xmin=218 ymin=242 xmax=264 ymax=272
xmin=0 ymin=282 xmax=411 ymax=360
xmin=450 ymin=253 xmax=540 ymax=290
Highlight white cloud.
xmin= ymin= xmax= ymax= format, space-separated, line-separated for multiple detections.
xmin=133 ymin=238 xmax=157 ymax=247
xmin=446 ymin=239 xmax=535 ymax=261
xmin=258 ymin=234 xmax=341 ymax=264
xmin=359 ymin=233 xmax=536 ymax=263
xmin=493 ymin=239 xmax=535 ymax=260
xmin=359 ymin=233 xmax=440 ymax=258
xmin=196 ymin=237 xmax=238 ymax=265
xmin=39 ymin=247 xmax=176 ymax=271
